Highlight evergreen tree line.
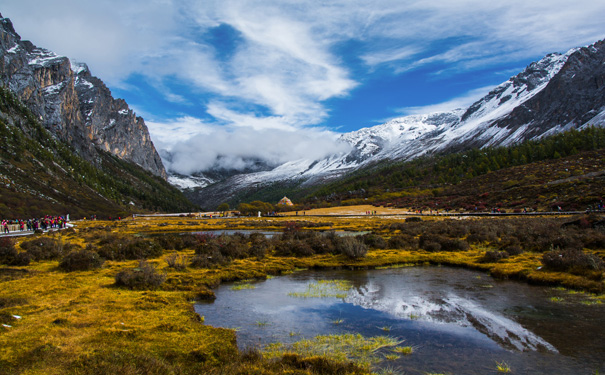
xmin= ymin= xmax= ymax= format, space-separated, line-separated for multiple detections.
xmin=308 ymin=125 xmax=605 ymax=201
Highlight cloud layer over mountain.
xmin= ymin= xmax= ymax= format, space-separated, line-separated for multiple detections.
xmin=4 ymin=0 xmax=604 ymax=173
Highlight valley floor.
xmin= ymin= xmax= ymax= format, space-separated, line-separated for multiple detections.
xmin=1 ymin=214 xmax=603 ymax=374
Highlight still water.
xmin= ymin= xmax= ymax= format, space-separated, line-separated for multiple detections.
xmin=195 ymin=267 xmax=605 ymax=374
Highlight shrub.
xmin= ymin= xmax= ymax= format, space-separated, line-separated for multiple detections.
xmin=97 ymin=236 xmax=162 ymax=261
xmin=59 ymin=250 xmax=104 ymax=272
xmin=482 ymin=250 xmax=509 ymax=263
xmin=190 ymin=252 xmax=227 ymax=268
xmin=155 ymin=234 xmax=189 ymax=251
xmin=305 ymin=233 xmax=336 ymax=254
xmin=165 ymin=253 xmax=187 ymax=271
xmin=114 ymin=260 xmax=166 ymax=290
xmin=387 ymin=234 xmax=417 ymax=249
xmin=249 ymin=234 xmax=270 ymax=259
xmin=541 ymin=249 xmax=605 ymax=272
xmin=504 ymin=245 xmax=524 ymax=256
xmin=273 ymin=239 xmax=314 ymax=257
xmin=11 ymin=252 xmax=31 ymax=266
xmin=360 ymin=233 xmax=387 ymax=249
xmin=439 ymin=238 xmax=470 ymax=252
xmin=335 ymin=237 xmax=368 ymax=259
xmin=0 ymin=238 xmax=17 ymax=265
xmin=423 ymin=242 xmax=442 ymax=252
xmin=195 ymin=235 xmax=248 ymax=260
xmin=584 ymin=232 xmax=605 ymax=249
xmin=20 ymin=237 xmax=66 ymax=261
xmin=217 ymin=236 xmax=249 ymax=259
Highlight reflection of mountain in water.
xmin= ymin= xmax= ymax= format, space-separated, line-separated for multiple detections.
xmin=345 ymin=283 xmax=558 ymax=353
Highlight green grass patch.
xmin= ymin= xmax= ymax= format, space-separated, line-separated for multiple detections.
xmin=231 ymin=283 xmax=256 ymax=291
xmin=263 ymin=333 xmax=402 ymax=368
xmin=288 ymin=279 xmax=353 ymax=299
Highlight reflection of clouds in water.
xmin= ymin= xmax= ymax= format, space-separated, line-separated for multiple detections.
xmin=345 ymin=283 xmax=557 ymax=353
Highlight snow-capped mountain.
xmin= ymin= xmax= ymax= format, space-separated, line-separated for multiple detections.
xmin=181 ymin=39 xmax=605 ymax=208
xmin=0 ymin=14 xmax=166 ymax=178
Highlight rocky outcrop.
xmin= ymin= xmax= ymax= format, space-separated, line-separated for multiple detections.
xmin=0 ymin=14 xmax=166 ymax=178
xmin=491 ymin=40 xmax=605 ymax=137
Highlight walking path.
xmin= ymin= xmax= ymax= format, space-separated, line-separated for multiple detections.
xmin=0 ymin=223 xmax=74 ymax=238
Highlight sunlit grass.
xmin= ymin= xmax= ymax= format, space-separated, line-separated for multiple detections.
xmin=379 ymin=326 xmax=391 ymax=332
xmin=550 ymin=296 xmax=564 ymax=303
xmin=263 ymin=333 xmax=403 ymax=368
xmin=392 ymin=346 xmax=414 ymax=355
xmin=581 ymin=299 xmax=603 ymax=306
xmin=384 ymin=354 xmax=399 ymax=361
xmin=3 ymin=214 xmax=604 ymax=374
xmin=288 ymin=279 xmax=353 ymax=299
xmin=496 ymin=361 xmax=512 ymax=373
xmin=375 ymin=263 xmax=415 ymax=270
xmin=332 ymin=319 xmax=345 ymax=325
xmin=231 ymin=283 xmax=256 ymax=291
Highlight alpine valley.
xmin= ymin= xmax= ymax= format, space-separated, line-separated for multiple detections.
xmin=177 ymin=39 xmax=605 ymax=209
xmin=1 ymin=11 xmax=604 ymax=214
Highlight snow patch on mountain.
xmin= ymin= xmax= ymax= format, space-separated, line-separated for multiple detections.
xmin=168 ymin=175 xmax=215 ymax=190
xmin=174 ymin=40 xmax=605 ymax=208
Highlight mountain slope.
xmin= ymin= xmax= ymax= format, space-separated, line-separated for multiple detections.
xmin=183 ymin=39 xmax=605 ymax=208
xmin=0 ymin=14 xmax=166 ymax=178
xmin=0 ymin=85 xmax=196 ymax=218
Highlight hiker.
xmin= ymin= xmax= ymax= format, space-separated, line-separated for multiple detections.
xmin=2 ymin=220 xmax=9 ymax=234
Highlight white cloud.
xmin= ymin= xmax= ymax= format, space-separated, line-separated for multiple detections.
xmin=398 ymin=86 xmax=495 ymax=115
xmin=153 ymin=122 xmax=351 ymax=175
xmin=3 ymin=0 xmax=605 ymax=174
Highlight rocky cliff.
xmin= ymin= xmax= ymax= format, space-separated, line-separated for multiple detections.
xmin=0 ymin=14 xmax=166 ymax=179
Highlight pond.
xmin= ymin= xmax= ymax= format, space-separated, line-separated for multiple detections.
xmin=195 ymin=267 xmax=605 ymax=374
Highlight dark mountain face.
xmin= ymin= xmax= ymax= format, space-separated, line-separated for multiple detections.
xmin=492 ymin=41 xmax=605 ymax=137
xmin=0 ymin=14 xmax=166 ymax=179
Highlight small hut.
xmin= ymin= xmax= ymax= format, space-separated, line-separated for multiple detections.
xmin=277 ymin=196 xmax=294 ymax=206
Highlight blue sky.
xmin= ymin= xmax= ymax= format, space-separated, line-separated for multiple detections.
xmin=3 ymin=0 xmax=605 ymax=174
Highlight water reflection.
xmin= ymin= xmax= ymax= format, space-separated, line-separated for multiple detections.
xmin=345 ymin=280 xmax=557 ymax=352
xmin=196 ymin=267 xmax=605 ymax=374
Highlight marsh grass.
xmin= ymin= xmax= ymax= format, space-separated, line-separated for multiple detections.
xmin=375 ymin=263 xmax=415 ymax=270
xmin=392 ymin=346 xmax=414 ymax=355
xmin=2 ymin=215 xmax=603 ymax=375
xmin=288 ymin=279 xmax=352 ymax=299
xmin=231 ymin=283 xmax=256 ymax=291
xmin=263 ymin=333 xmax=402 ymax=368
xmin=496 ymin=361 xmax=512 ymax=373
xmin=374 ymin=366 xmax=402 ymax=375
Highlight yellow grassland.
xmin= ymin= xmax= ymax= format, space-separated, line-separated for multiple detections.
xmin=0 ymin=214 xmax=603 ymax=374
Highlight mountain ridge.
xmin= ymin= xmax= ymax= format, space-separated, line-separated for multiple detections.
xmin=180 ymin=39 xmax=605 ymax=208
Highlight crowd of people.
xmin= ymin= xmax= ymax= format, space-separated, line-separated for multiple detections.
xmin=1 ymin=215 xmax=69 ymax=234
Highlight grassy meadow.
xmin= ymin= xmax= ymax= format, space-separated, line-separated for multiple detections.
xmin=1 ymin=210 xmax=604 ymax=374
